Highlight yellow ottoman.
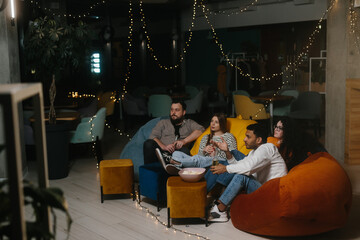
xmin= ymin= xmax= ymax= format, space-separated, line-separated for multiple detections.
xmin=100 ymin=159 xmax=134 ymax=203
xmin=166 ymin=176 xmax=208 ymax=227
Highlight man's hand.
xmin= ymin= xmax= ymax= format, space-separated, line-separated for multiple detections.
xmin=211 ymin=137 xmax=229 ymax=152
xmin=162 ymin=144 xmax=176 ymax=153
xmin=174 ymin=139 xmax=186 ymax=149
xmin=210 ymin=164 xmax=227 ymax=174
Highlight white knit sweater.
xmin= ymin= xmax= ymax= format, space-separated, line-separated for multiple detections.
xmin=226 ymin=143 xmax=288 ymax=184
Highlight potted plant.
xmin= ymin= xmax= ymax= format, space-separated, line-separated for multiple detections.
xmin=0 ymin=180 xmax=72 ymax=239
xmin=24 ymin=16 xmax=90 ymax=179
xmin=24 ymin=16 xmax=90 ymax=124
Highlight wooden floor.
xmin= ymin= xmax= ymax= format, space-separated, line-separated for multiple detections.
xmin=24 ymin=127 xmax=360 ymax=240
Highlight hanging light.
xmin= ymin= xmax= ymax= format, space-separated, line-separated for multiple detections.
xmin=10 ymin=0 xmax=15 ymax=26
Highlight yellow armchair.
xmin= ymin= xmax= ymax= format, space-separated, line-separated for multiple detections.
xmin=233 ymin=95 xmax=270 ymax=120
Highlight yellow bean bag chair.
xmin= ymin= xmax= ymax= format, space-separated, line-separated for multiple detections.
xmin=190 ymin=116 xmax=256 ymax=156
xmin=230 ymin=152 xmax=352 ymax=237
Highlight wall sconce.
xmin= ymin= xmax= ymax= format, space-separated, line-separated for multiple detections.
xmin=10 ymin=0 xmax=15 ymax=26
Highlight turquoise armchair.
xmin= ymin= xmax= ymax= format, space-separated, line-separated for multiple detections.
xmin=70 ymin=107 xmax=106 ymax=164
xmin=148 ymin=94 xmax=172 ymax=118
xmin=273 ymin=89 xmax=299 ymax=117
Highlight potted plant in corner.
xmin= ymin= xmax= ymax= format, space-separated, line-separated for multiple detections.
xmin=24 ymin=16 xmax=90 ymax=179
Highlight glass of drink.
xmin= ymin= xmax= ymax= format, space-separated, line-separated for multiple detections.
xmin=212 ymin=148 xmax=219 ymax=166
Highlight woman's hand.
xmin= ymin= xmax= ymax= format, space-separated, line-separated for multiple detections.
xmin=203 ymin=145 xmax=215 ymax=155
xmin=211 ymin=137 xmax=229 ymax=152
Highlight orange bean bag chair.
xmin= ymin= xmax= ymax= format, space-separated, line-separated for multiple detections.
xmin=230 ymin=152 xmax=352 ymax=237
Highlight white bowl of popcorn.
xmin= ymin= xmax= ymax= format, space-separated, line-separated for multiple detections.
xmin=179 ymin=168 xmax=206 ymax=182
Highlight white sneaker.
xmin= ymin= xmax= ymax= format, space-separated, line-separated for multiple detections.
xmin=209 ymin=204 xmax=229 ymax=222
xmin=165 ymin=164 xmax=181 ymax=175
xmin=155 ymin=148 xmax=167 ymax=170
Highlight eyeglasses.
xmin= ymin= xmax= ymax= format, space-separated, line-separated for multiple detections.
xmin=274 ymin=125 xmax=284 ymax=130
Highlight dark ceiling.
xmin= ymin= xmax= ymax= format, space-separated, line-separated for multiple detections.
xmin=65 ymin=0 xmax=199 ymax=21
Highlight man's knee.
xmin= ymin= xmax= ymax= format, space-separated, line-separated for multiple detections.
xmin=144 ymin=139 xmax=156 ymax=149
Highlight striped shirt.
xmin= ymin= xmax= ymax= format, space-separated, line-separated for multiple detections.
xmin=198 ymin=132 xmax=237 ymax=162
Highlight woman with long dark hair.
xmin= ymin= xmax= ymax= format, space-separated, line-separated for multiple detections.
xmin=269 ymin=117 xmax=326 ymax=171
xmin=158 ymin=113 xmax=237 ymax=175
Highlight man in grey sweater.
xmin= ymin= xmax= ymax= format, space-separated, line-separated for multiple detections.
xmin=143 ymin=100 xmax=204 ymax=165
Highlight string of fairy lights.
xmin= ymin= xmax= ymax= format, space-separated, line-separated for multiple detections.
xmin=122 ymin=0 xmax=135 ymax=99
xmin=134 ymin=194 xmax=210 ymax=240
xmin=138 ymin=0 xmax=198 ymax=70
xmin=27 ymin=0 xmax=106 ymax=19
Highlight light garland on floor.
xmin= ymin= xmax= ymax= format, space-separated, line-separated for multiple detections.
xmin=27 ymin=0 xmax=106 ymax=19
xmin=89 ymin=115 xmax=100 ymax=168
xmin=202 ymin=0 xmax=258 ymax=16
xmin=134 ymin=192 xmax=210 ymax=240
xmin=105 ymin=123 xmax=132 ymax=141
xmin=91 ymin=122 xmax=133 ymax=168
xmin=138 ymin=0 xmax=198 ymax=70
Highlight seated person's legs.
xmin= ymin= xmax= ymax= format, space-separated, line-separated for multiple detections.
xmin=172 ymin=151 xmax=214 ymax=168
xmin=218 ymin=174 xmax=261 ymax=208
xmin=205 ymin=161 xmax=234 ymax=192
xmin=143 ymin=139 xmax=160 ymax=164
xmin=209 ymin=174 xmax=261 ymax=222
xmin=177 ymin=146 xmax=191 ymax=155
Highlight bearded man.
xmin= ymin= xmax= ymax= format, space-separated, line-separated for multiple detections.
xmin=143 ymin=100 xmax=204 ymax=164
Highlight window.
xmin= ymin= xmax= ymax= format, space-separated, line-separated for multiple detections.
xmin=91 ymin=53 xmax=101 ymax=73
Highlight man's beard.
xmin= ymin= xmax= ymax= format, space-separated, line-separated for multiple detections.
xmin=170 ymin=115 xmax=184 ymax=125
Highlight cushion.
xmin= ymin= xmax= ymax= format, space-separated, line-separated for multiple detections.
xmin=230 ymin=152 xmax=352 ymax=237
xmin=190 ymin=116 xmax=256 ymax=156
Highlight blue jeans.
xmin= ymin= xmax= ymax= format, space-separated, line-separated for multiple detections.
xmin=219 ymin=174 xmax=261 ymax=206
xmin=205 ymin=150 xmax=246 ymax=192
xmin=172 ymin=151 xmax=222 ymax=168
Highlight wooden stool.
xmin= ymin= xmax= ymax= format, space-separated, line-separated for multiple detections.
xmin=99 ymin=159 xmax=134 ymax=203
xmin=166 ymin=176 xmax=208 ymax=227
